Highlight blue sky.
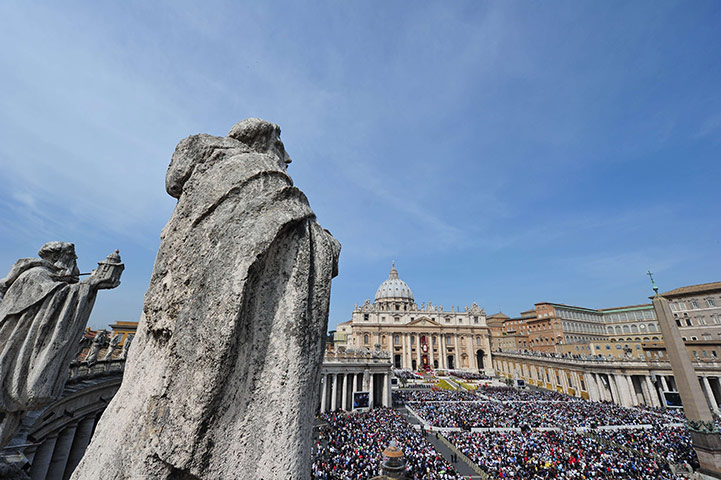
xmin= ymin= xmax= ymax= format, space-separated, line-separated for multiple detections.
xmin=1 ymin=1 xmax=719 ymax=330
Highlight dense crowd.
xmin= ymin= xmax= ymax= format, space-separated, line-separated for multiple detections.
xmin=449 ymin=370 xmax=490 ymax=380
xmin=477 ymin=386 xmax=578 ymax=402
xmin=447 ymin=430 xmax=685 ymax=479
xmin=313 ymin=408 xmax=462 ymax=479
xmin=395 ymin=389 xmax=480 ymax=403
xmin=409 ymin=399 xmax=680 ymax=429
xmin=594 ymin=427 xmax=697 ymax=467
xmin=394 ymin=369 xmax=424 ymax=381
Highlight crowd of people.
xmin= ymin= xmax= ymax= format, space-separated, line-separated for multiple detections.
xmin=314 ymin=383 xmax=699 ymax=479
xmin=409 ymin=399 xmax=679 ymax=429
xmin=594 ymin=427 xmax=697 ymax=467
xmin=449 ymin=370 xmax=490 ymax=380
xmin=313 ymin=408 xmax=463 ymax=479
xmin=446 ymin=430 xmax=686 ymax=479
xmin=477 ymin=386 xmax=578 ymax=402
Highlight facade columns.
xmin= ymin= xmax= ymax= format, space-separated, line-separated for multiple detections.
xmin=342 ymin=373 xmax=349 ymax=411
xmin=429 ymin=336 xmax=436 ymax=368
xmin=453 ymin=334 xmax=460 ymax=370
xmin=405 ymin=334 xmax=412 ymax=368
xmin=46 ymin=423 xmax=77 ymax=480
xmin=415 ymin=334 xmax=421 ymax=369
xmin=438 ymin=333 xmax=448 ymax=370
xmin=660 ymin=375 xmax=669 ymax=392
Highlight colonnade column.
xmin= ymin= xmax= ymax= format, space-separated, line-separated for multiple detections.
xmin=46 ymin=423 xmax=77 ymax=480
xmin=320 ymin=373 xmax=328 ymax=413
xmin=608 ymin=375 xmax=621 ymax=405
xmin=584 ymin=373 xmax=597 ymax=401
xmin=643 ymin=375 xmax=661 ymax=408
xmin=342 ymin=373 xmax=349 ymax=411
xmin=330 ymin=373 xmax=338 ymax=411
xmin=384 ymin=373 xmax=392 ymax=407
xmin=29 ymin=433 xmax=58 ymax=480
xmin=642 ymin=375 xmax=661 ymax=408
xmin=660 ymin=375 xmax=670 ymax=392
xmin=701 ymin=376 xmax=721 ymax=414
xmin=368 ymin=372 xmax=375 ymax=408
xmin=625 ymin=376 xmax=638 ymax=405
xmin=63 ymin=415 xmax=97 ymax=480
xmin=613 ymin=374 xmax=631 ymax=407
xmin=351 ymin=373 xmax=358 ymax=410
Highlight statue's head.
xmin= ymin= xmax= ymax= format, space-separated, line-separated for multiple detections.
xmin=228 ymin=118 xmax=292 ymax=171
xmin=38 ymin=242 xmax=80 ymax=281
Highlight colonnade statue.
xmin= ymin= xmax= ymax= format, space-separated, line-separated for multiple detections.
xmin=72 ymin=119 xmax=341 ymax=479
xmin=0 ymin=243 xmax=123 ymax=448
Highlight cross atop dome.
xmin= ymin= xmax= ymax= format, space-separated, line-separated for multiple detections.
xmin=389 ymin=261 xmax=399 ymax=279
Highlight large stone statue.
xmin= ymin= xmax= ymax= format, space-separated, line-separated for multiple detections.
xmin=73 ymin=119 xmax=340 ymax=480
xmin=0 ymin=243 xmax=123 ymax=448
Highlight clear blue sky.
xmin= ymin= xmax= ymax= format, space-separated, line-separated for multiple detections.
xmin=1 ymin=1 xmax=719 ymax=331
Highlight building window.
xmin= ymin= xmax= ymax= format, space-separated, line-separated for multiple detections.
xmin=363 ymin=334 xmax=369 ymax=344
xmin=474 ymin=316 xmax=479 ymax=324
xmin=707 ymin=298 xmax=717 ymax=307
xmin=691 ymin=300 xmax=699 ymax=309
xmin=394 ymin=335 xmax=400 ymax=345
xmin=363 ymin=314 xmax=369 ymax=321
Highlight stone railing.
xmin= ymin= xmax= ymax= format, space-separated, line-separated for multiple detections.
xmin=68 ymin=357 xmax=126 ymax=382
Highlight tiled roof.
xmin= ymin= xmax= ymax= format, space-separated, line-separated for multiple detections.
xmin=661 ymin=281 xmax=721 ymax=297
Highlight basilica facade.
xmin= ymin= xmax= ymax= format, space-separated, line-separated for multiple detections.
xmin=341 ymin=264 xmax=493 ymax=374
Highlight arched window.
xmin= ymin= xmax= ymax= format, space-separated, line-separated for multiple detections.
xmin=648 ymin=324 xmax=657 ymax=332
xmin=607 ymin=326 xmax=614 ymax=334
xmin=631 ymin=325 xmax=639 ymax=333
xmin=615 ymin=326 xmax=622 ymax=334
xmin=476 ymin=336 xmax=481 ymax=346
xmin=394 ymin=334 xmax=400 ymax=345
xmin=623 ymin=325 xmax=630 ymax=334
xmin=363 ymin=334 xmax=369 ymax=344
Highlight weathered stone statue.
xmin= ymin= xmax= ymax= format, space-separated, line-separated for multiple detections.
xmin=84 ymin=330 xmax=108 ymax=365
xmin=119 ymin=334 xmax=133 ymax=360
xmin=0 ymin=243 xmax=123 ymax=448
xmin=73 ymin=119 xmax=340 ymax=480
xmin=102 ymin=334 xmax=122 ymax=361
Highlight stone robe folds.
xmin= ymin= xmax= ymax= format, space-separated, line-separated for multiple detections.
xmin=0 ymin=261 xmax=97 ymax=445
xmin=73 ymin=121 xmax=340 ymax=479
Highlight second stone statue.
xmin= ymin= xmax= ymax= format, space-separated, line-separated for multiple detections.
xmin=72 ymin=119 xmax=341 ymax=480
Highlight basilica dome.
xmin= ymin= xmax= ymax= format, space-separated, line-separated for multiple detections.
xmin=375 ymin=263 xmax=414 ymax=301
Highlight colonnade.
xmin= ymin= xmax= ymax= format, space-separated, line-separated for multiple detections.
xmin=23 ymin=410 xmax=104 ymax=480
xmin=318 ymin=370 xmax=392 ymax=413
xmin=494 ymin=355 xmax=721 ymax=413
